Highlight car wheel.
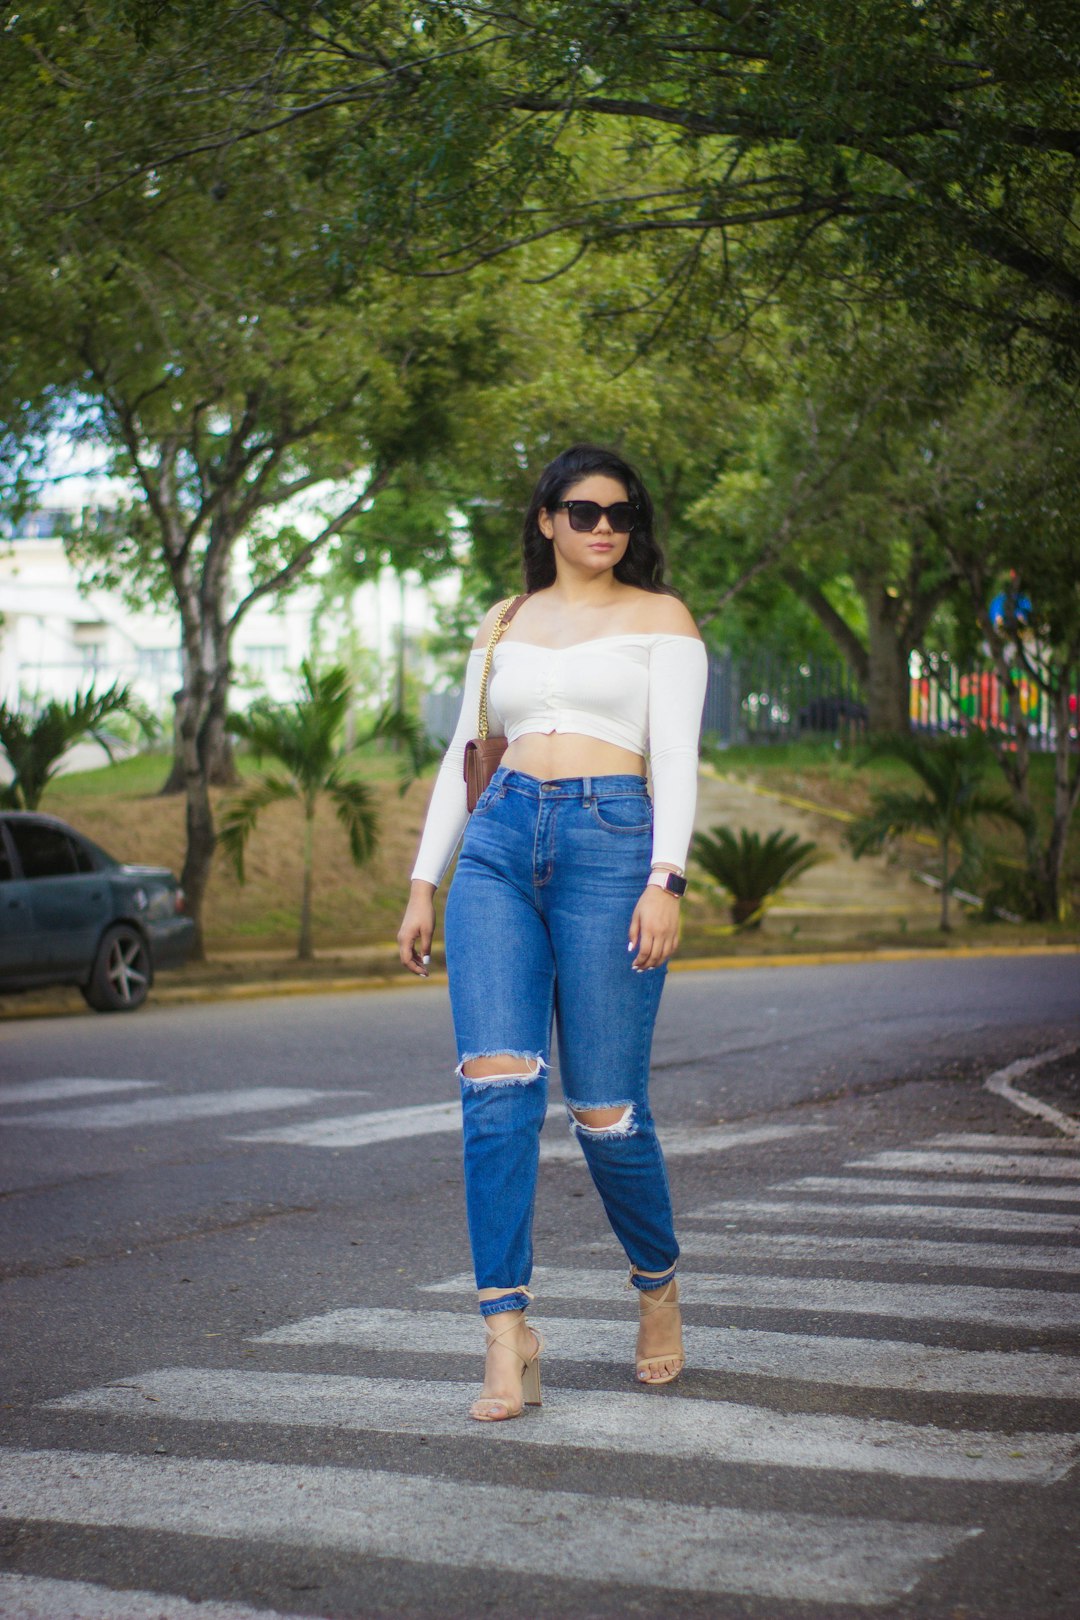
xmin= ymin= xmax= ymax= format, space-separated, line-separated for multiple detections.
xmin=81 ymin=924 xmax=152 ymax=1013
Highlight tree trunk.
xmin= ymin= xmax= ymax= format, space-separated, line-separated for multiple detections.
xmin=862 ymin=585 xmax=911 ymax=736
xmin=939 ymin=838 xmax=951 ymax=931
xmin=170 ymin=611 xmax=235 ymax=959
xmin=1040 ymin=674 xmax=1080 ymax=922
xmin=160 ymin=684 xmax=237 ymax=793
xmin=298 ymin=803 xmax=315 ymax=961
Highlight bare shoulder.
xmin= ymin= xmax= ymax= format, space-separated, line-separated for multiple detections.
xmin=470 ymin=598 xmax=515 ymax=650
xmin=640 ymin=593 xmax=703 ymax=642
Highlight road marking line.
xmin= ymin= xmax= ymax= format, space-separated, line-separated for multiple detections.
xmin=540 ymin=1121 xmax=831 ymax=1163
xmin=0 ymin=1573 xmax=311 ymax=1620
xmin=673 ymin=1230 xmax=1080 ymax=1274
xmin=424 ymin=1267 xmax=1080 ymax=1330
xmin=0 ymin=1079 xmax=159 ymax=1107
xmin=230 ymin=1103 xmax=826 ymax=1154
xmin=929 ymin=1134 xmax=1080 ymax=1154
xmin=255 ymin=1306 xmax=1080 ymax=1399
xmin=984 ymin=1046 xmax=1080 ymax=1139
xmin=782 ymin=1176 xmax=1080 ymax=1205
xmin=4 ymin=1088 xmax=350 ymax=1130
xmin=0 ymin=1446 xmax=976 ymax=1603
xmin=230 ymin=1100 xmax=462 ymax=1147
xmin=850 ymin=1151 xmax=1080 ymax=1180
xmin=45 ymin=1368 xmax=1080 ymax=1485
xmin=683 ymin=1198 xmax=1080 ymax=1236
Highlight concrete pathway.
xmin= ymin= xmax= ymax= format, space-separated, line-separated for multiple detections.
xmin=694 ymin=769 xmax=942 ymax=937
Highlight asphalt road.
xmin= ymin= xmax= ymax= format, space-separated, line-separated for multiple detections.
xmin=1 ymin=953 xmax=1079 ymax=1620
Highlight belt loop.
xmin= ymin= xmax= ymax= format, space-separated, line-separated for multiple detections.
xmin=582 ymin=775 xmax=593 ymax=804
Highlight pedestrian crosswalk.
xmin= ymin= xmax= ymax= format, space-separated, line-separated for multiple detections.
xmin=3 ymin=1099 xmax=1078 ymax=1615
xmin=0 ymin=1446 xmax=977 ymax=1607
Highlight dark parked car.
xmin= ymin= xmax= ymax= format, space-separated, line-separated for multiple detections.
xmin=0 ymin=812 xmax=195 ymax=1011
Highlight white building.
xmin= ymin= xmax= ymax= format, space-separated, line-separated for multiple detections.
xmin=0 ymin=506 xmax=456 ymax=723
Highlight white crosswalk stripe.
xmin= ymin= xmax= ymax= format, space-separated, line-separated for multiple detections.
xmin=673 ymin=1229 xmax=1080 ymax=1274
xmin=257 ymin=1305 xmax=1080 ymax=1399
xmin=780 ymin=1175 xmax=1080 ymax=1204
xmin=44 ymin=1366 xmax=1080 ymax=1483
xmin=230 ymin=1105 xmax=827 ymax=1155
xmin=229 ymin=1099 xmax=460 ymax=1147
xmin=423 ymin=1266 xmax=1080 ymax=1329
xmin=0 ymin=1573 xmax=312 ymax=1620
xmin=684 ymin=1198 xmax=1080 ymax=1235
xmin=0 ymin=1079 xmax=159 ymax=1107
xmin=540 ymin=1121 xmax=831 ymax=1162
xmin=0 ymin=1446 xmax=977 ymax=1606
xmin=928 ymin=1134 xmax=1080 ymax=1153
xmin=4 ymin=1088 xmax=352 ymax=1130
xmin=850 ymin=1149 xmax=1080 ymax=1180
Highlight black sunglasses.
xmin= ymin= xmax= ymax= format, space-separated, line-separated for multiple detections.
xmin=553 ymin=499 xmax=639 ymax=534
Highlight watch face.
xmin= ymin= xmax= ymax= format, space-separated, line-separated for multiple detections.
xmin=665 ymin=872 xmax=687 ymax=896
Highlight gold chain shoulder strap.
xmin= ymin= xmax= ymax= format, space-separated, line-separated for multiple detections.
xmin=477 ymin=595 xmax=523 ymax=740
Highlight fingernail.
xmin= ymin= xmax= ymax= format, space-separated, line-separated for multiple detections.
xmin=422 ymin=955 xmax=431 ymax=965
xmin=627 ymin=941 xmax=635 ymax=952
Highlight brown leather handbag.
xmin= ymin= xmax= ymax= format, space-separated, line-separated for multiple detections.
xmin=463 ymin=593 xmax=528 ymax=811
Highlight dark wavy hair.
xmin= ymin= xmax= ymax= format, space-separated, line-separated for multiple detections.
xmin=521 ymin=444 xmax=676 ymax=595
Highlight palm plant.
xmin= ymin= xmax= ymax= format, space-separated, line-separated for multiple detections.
xmin=0 ymin=682 xmax=152 ymax=809
xmin=848 ymin=733 xmax=1029 ymax=930
xmin=219 ymin=661 xmax=432 ymax=960
xmin=691 ymin=826 xmax=826 ymax=928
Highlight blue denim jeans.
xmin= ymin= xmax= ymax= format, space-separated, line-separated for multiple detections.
xmin=444 ymin=768 xmax=679 ymax=1319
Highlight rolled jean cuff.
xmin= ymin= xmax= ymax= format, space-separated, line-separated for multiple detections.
xmin=629 ymin=1261 xmax=678 ymax=1292
xmin=479 ymin=1290 xmax=533 ymax=1318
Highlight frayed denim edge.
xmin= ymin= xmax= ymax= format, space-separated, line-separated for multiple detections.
xmin=456 ymin=1051 xmax=547 ymax=1088
xmin=564 ymin=1099 xmax=637 ymax=1140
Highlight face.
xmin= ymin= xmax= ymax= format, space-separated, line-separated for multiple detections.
xmin=538 ymin=474 xmax=634 ymax=576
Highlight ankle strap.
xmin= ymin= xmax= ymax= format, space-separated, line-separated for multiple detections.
xmin=627 ymin=1264 xmax=678 ymax=1292
xmin=478 ymin=1286 xmax=535 ymax=1305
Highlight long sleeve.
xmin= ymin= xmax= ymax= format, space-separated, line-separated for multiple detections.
xmin=410 ymin=648 xmax=501 ymax=887
xmin=648 ymin=636 xmax=709 ymax=872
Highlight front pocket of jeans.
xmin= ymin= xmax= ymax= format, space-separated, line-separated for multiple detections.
xmin=471 ymin=786 xmax=500 ymax=816
xmin=589 ymin=798 xmax=653 ymax=833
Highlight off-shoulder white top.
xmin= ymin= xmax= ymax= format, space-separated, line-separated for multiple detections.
xmin=411 ymin=632 xmax=708 ymax=887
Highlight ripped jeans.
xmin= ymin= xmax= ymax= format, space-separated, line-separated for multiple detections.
xmin=444 ymin=768 xmax=678 ymax=1319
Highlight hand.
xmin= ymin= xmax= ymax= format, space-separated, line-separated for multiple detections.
xmin=398 ymin=881 xmax=437 ymax=977
xmin=628 ymin=885 xmax=681 ymax=972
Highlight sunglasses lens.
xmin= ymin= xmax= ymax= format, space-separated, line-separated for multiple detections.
xmin=565 ymin=501 xmax=637 ymax=532
xmin=567 ymin=502 xmax=602 ymax=532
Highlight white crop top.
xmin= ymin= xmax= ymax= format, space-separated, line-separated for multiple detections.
xmin=411 ymin=632 xmax=709 ymax=887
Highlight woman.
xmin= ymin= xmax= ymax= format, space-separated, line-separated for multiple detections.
xmin=397 ymin=443 xmax=708 ymax=1422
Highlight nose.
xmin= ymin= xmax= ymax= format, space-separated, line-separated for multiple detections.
xmin=593 ymin=515 xmax=614 ymax=535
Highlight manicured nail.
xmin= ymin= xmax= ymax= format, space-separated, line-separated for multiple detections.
xmin=422 ymin=955 xmax=431 ymax=965
xmin=627 ymin=941 xmax=635 ymax=952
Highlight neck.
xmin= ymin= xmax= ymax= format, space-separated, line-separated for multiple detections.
xmin=548 ymin=566 xmax=622 ymax=609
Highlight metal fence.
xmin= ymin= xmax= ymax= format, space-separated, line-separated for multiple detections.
xmin=422 ymin=649 xmax=1075 ymax=753
xmin=703 ymin=650 xmax=868 ymax=746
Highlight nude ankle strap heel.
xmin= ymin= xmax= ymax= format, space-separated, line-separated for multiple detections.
xmin=630 ymin=1267 xmax=685 ymax=1386
xmin=470 ymin=1289 xmax=544 ymax=1422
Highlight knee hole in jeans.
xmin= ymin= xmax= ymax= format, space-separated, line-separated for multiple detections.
xmin=457 ymin=1052 xmax=547 ymax=1087
xmin=567 ymin=1102 xmax=636 ymax=1138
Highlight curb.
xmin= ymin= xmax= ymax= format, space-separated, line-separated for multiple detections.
xmin=4 ymin=941 xmax=1078 ymax=1020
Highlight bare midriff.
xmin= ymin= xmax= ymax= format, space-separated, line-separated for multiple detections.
xmin=501 ymin=731 xmax=646 ymax=781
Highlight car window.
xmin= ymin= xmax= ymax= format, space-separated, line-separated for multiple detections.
xmin=70 ymin=837 xmax=98 ymax=874
xmin=7 ymin=822 xmax=81 ymax=880
xmin=0 ymin=832 xmax=13 ymax=883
